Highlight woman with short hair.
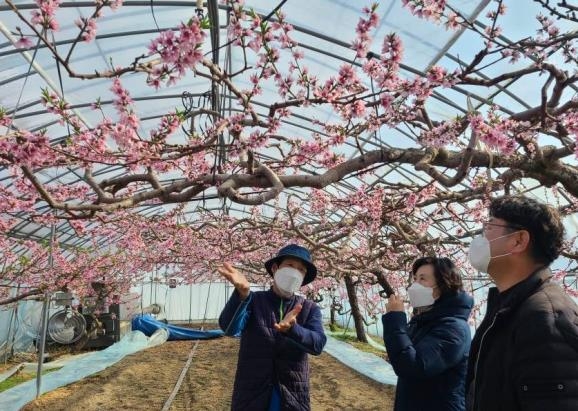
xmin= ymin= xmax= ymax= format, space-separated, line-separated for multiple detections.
xmin=382 ymin=256 xmax=473 ymax=411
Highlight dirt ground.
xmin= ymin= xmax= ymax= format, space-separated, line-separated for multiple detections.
xmin=21 ymin=334 xmax=395 ymax=411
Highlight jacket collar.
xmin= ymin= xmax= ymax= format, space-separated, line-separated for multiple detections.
xmin=487 ymin=266 xmax=552 ymax=314
xmin=267 ymin=287 xmax=298 ymax=303
xmin=414 ymin=290 xmax=474 ymax=323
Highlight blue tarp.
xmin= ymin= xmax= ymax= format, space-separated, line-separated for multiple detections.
xmin=131 ymin=314 xmax=224 ymax=340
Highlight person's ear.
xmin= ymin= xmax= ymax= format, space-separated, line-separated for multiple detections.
xmin=271 ymin=263 xmax=279 ymax=273
xmin=511 ymin=230 xmax=531 ymax=253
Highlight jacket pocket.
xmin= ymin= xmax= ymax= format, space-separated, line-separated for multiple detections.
xmin=518 ymin=379 xmax=578 ymax=411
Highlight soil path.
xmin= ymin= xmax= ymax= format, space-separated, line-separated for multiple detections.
xmin=23 ymin=336 xmax=395 ymax=410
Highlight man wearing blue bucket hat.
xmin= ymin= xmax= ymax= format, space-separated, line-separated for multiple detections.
xmin=218 ymin=244 xmax=327 ymax=411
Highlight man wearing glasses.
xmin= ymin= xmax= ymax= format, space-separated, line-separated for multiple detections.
xmin=465 ymin=195 xmax=578 ymax=411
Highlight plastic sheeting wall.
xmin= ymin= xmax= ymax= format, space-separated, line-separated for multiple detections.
xmin=137 ymin=281 xmax=267 ymax=322
xmin=0 ymin=297 xmax=44 ymax=359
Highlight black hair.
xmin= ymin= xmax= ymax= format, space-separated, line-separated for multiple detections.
xmin=412 ymin=256 xmax=463 ymax=296
xmin=489 ymin=195 xmax=564 ymax=265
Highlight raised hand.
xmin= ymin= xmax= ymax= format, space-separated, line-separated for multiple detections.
xmin=385 ymin=294 xmax=405 ymax=313
xmin=274 ymin=303 xmax=302 ymax=333
xmin=217 ymin=262 xmax=250 ymax=300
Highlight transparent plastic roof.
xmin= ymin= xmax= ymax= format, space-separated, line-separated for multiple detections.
xmin=1 ymin=0 xmax=577 ymax=259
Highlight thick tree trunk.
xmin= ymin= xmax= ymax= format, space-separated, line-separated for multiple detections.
xmin=371 ymin=270 xmax=396 ymax=297
xmin=344 ymin=275 xmax=368 ymax=343
xmin=330 ymin=305 xmax=336 ymax=326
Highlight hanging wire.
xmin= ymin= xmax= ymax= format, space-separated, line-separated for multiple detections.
xmin=201 ymin=279 xmax=213 ymax=329
xmin=149 ymin=0 xmax=162 ymax=32
xmin=7 ymin=34 xmax=43 ymax=128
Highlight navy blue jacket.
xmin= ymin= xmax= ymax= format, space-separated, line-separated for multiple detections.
xmin=219 ymin=288 xmax=326 ymax=411
xmin=383 ymin=291 xmax=473 ymax=411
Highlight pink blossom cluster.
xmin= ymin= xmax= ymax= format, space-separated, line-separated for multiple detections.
xmin=469 ymin=113 xmax=516 ymax=154
xmin=331 ymin=186 xmax=384 ymax=234
xmin=271 ymin=16 xmax=297 ymax=50
xmin=0 ymin=183 xmax=36 ymax=214
xmin=45 ymin=183 xmax=92 ymax=207
xmin=225 ymin=1 xmax=254 ymax=48
xmin=564 ymin=112 xmax=578 ymax=158
xmin=287 ymin=134 xmax=343 ymax=169
xmin=444 ymin=12 xmax=460 ymax=30
xmin=312 ymin=77 xmax=342 ymax=102
xmin=351 ymin=4 xmax=380 ymax=58
xmin=401 ymin=0 xmax=447 ymax=23
xmin=75 ymin=16 xmax=98 ymax=43
xmin=151 ymin=113 xmax=182 ymax=145
xmin=101 ymin=0 xmax=123 ymax=10
xmin=380 ymin=33 xmax=403 ymax=71
xmin=105 ymin=78 xmax=144 ymax=154
xmin=537 ymin=14 xmax=560 ymax=39
xmin=483 ymin=25 xmax=502 ymax=49
xmin=40 ymin=89 xmax=84 ymax=134
xmin=73 ymin=1 xmax=124 ymax=44
xmin=2 ymin=129 xmax=53 ymax=168
xmin=310 ymin=189 xmax=329 ymax=219
xmin=500 ymin=48 xmax=522 ymax=64
xmin=426 ymin=65 xmax=460 ymax=88
xmin=0 ymin=108 xmax=12 ymax=128
xmin=30 ymin=0 xmax=61 ymax=31
xmin=340 ymin=99 xmax=367 ymax=119
xmin=110 ymin=78 xmax=134 ymax=116
xmin=420 ymin=119 xmax=461 ymax=148
xmin=15 ymin=36 xmax=34 ymax=49
xmin=147 ymin=19 xmax=207 ymax=88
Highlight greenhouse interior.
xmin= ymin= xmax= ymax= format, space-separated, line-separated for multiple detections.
xmin=1 ymin=0 xmax=578 ymax=410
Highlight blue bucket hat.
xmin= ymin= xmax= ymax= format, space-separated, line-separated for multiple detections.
xmin=264 ymin=244 xmax=318 ymax=286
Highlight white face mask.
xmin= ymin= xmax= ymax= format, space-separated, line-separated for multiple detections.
xmin=274 ymin=267 xmax=303 ymax=296
xmin=468 ymin=232 xmax=518 ymax=273
xmin=407 ymin=282 xmax=435 ymax=308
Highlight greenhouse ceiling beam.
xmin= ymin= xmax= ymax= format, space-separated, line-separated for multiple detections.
xmin=0 ymin=18 xmax=104 ymax=220
xmin=4 ymin=0 xmax=558 ymax=112
xmin=0 ymin=1 xmax=203 ymax=12
xmin=0 ymin=26 xmax=197 ymax=57
xmin=0 ymin=35 xmax=470 ymax=121
xmin=0 ymin=5 xmax=519 ymax=115
xmin=7 ymin=92 xmax=205 ymax=118
xmin=0 ymin=22 xmax=94 ymax=125
xmin=471 ymin=18 xmax=578 ymax=96
xmin=425 ymin=0 xmax=491 ymax=71
xmin=422 ymin=0 xmax=535 ymax=113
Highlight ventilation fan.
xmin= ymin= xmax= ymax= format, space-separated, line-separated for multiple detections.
xmin=47 ymin=309 xmax=87 ymax=344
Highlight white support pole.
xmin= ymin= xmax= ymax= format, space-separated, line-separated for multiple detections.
xmin=35 ymin=221 xmax=56 ymax=398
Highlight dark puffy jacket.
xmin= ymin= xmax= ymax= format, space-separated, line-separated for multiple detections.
xmin=382 ymin=291 xmax=474 ymax=411
xmin=466 ymin=267 xmax=578 ymax=411
xmin=219 ymin=289 xmax=326 ymax=411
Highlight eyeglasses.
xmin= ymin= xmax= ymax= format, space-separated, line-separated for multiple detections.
xmin=482 ymin=220 xmax=525 ymax=231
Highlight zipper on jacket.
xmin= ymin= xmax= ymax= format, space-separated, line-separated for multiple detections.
xmin=471 ymin=313 xmax=499 ymax=411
